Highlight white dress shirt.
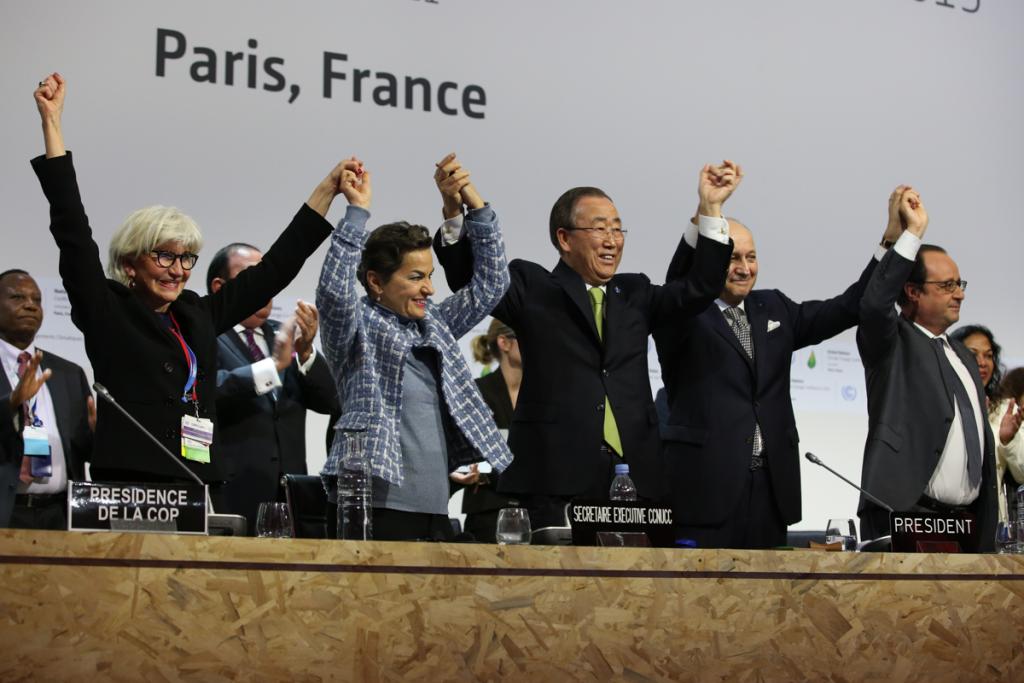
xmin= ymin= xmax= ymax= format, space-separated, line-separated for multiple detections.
xmin=234 ymin=325 xmax=316 ymax=396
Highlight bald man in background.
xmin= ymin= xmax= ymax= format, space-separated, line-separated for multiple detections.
xmin=207 ymin=244 xmax=338 ymax=534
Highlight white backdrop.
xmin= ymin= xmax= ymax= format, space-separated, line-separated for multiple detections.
xmin=1 ymin=0 xmax=1020 ymax=532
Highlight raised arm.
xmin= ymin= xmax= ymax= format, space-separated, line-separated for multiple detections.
xmin=315 ymin=160 xmax=373 ymax=371
xmin=666 ymin=160 xmax=742 ymax=281
xmin=31 ymin=73 xmax=113 ymax=335
xmin=857 ymin=187 xmax=928 ymax=366
xmin=433 ymin=154 xmax=510 ymax=338
xmin=656 ymin=161 xmax=738 ymax=321
xmin=206 ymin=160 xmax=356 ymax=333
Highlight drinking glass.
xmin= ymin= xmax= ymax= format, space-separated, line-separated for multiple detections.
xmin=495 ymin=507 xmax=531 ymax=545
xmin=825 ymin=518 xmax=857 ymax=551
xmin=256 ymin=502 xmax=294 ymax=538
xmin=995 ymin=520 xmax=1018 ymax=554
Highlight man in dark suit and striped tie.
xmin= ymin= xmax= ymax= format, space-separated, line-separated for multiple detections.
xmin=207 ymin=244 xmax=339 ymax=534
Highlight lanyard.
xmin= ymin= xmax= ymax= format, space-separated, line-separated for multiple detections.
xmin=167 ymin=313 xmax=199 ymax=404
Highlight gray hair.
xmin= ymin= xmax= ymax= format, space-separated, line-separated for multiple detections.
xmin=106 ymin=205 xmax=203 ymax=286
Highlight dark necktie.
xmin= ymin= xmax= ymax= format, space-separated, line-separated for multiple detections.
xmin=243 ymin=329 xmax=266 ymax=362
xmin=933 ymin=338 xmax=983 ymax=489
xmin=723 ymin=306 xmax=764 ymax=468
xmin=15 ymin=352 xmax=31 ymax=422
xmin=16 ymin=352 xmax=35 ymax=484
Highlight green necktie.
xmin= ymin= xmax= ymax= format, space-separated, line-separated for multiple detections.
xmin=588 ymin=286 xmax=623 ymax=457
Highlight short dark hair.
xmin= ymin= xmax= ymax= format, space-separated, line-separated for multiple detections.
xmin=357 ymin=222 xmax=432 ymax=291
xmin=548 ymin=187 xmax=612 ymax=251
xmin=206 ymin=243 xmax=260 ymax=293
xmin=0 ymin=269 xmax=30 ymax=284
xmin=950 ymin=324 xmax=1004 ymax=400
xmin=897 ymin=244 xmax=947 ymax=307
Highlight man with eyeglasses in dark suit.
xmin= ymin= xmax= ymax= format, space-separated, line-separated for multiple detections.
xmin=857 ymin=186 xmax=997 ymax=550
xmin=432 ymin=156 xmax=734 ymax=528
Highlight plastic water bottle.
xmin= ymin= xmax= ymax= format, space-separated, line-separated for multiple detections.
xmin=609 ymin=463 xmax=638 ymax=501
xmin=338 ymin=451 xmax=373 ymax=540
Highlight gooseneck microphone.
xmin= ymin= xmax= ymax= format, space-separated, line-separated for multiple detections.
xmin=93 ymin=383 xmax=208 ymax=491
xmin=804 ymin=451 xmax=895 ymax=513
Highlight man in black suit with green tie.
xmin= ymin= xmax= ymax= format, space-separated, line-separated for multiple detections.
xmin=432 ymin=157 xmax=734 ymax=527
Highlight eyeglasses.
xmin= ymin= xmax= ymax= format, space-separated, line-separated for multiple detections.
xmin=150 ymin=250 xmax=199 ymax=270
xmin=920 ymin=279 xmax=967 ymax=294
xmin=563 ymin=226 xmax=628 ymax=241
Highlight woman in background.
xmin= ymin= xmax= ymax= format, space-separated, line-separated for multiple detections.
xmin=952 ymin=325 xmax=1024 ymax=522
xmin=450 ymin=318 xmax=521 ymax=541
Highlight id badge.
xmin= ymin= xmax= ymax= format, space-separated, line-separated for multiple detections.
xmin=181 ymin=415 xmax=213 ymax=464
xmin=22 ymin=425 xmax=51 ymax=457
xmin=22 ymin=425 xmax=52 ymax=477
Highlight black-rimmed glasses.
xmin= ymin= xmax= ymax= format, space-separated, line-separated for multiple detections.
xmin=150 ymin=250 xmax=199 ymax=270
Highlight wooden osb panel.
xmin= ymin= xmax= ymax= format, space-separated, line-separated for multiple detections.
xmin=0 ymin=530 xmax=1021 ymax=682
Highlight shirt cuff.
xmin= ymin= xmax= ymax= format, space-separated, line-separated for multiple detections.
xmin=297 ymin=346 xmax=317 ymax=375
xmin=697 ymin=214 xmax=730 ymax=245
xmin=683 ymin=220 xmax=699 ymax=249
xmin=893 ymin=231 xmax=922 ymax=261
xmin=439 ymin=214 xmax=465 ymax=245
xmin=251 ymin=357 xmax=283 ymax=395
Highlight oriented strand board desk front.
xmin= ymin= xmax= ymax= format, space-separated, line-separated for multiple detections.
xmin=0 ymin=530 xmax=1021 ymax=681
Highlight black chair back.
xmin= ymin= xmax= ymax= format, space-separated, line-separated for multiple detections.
xmin=282 ymin=474 xmax=329 ymax=539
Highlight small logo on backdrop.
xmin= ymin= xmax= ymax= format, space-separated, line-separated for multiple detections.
xmin=807 ymin=351 xmax=817 ymax=369
xmin=841 ymin=385 xmax=857 ymax=401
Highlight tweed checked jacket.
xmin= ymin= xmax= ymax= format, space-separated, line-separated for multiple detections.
xmin=317 ymin=205 xmax=513 ymax=486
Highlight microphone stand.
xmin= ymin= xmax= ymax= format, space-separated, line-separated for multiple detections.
xmin=93 ymin=383 xmax=213 ymax=514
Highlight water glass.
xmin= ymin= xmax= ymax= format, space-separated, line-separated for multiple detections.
xmin=995 ymin=520 xmax=1018 ymax=554
xmin=495 ymin=507 xmax=531 ymax=545
xmin=825 ymin=518 xmax=857 ymax=551
xmin=256 ymin=502 xmax=293 ymax=538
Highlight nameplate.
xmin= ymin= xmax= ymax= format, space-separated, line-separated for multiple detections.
xmin=567 ymin=499 xmax=675 ymax=547
xmin=889 ymin=510 xmax=977 ymax=553
xmin=68 ymin=481 xmax=208 ymax=535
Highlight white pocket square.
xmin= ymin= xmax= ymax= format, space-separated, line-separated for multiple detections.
xmin=767 ymin=320 xmax=781 ymax=333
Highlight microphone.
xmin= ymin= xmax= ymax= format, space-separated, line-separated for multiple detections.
xmin=804 ymin=451 xmax=895 ymax=513
xmin=93 ymin=383 xmax=208 ymax=491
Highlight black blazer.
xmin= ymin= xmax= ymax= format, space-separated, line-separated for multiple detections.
xmin=0 ymin=349 xmax=92 ymax=524
xmin=32 ymin=152 xmax=332 ymax=483
xmin=458 ymin=369 xmax=515 ymax=515
xmin=215 ymin=321 xmax=339 ymax=525
xmin=435 ymin=231 xmax=731 ymax=500
xmin=856 ymin=249 xmax=997 ymax=550
xmin=0 ymin=394 xmax=21 ymax=526
xmin=655 ymin=239 xmax=877 ymax=527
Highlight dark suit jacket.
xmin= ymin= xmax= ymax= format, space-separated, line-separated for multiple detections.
xmin=0 ymin=396 xmax=21 ymax=526
xmin=0 ymin=349 xmax=92 ymax=525
xmin=459 ymin=369 xmax=514 ymax=515
xmin=215 ymin=321 xmax=339 ymax=527
xmin=856 ymin=249 xmax=997 ymax=550
xmin=33 ymin=152 xmax=332 ymax=483
xmin=655 ymin=240 xmax=877 ymax=527
xmin=435 ymin=230 xmax=731 ymax=500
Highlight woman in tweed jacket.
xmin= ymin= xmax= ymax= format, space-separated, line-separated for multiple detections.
xmin=316 ymin=154 xmax=512 ymax=541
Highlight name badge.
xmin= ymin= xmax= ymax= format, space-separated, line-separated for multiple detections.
xmin=181 ymin=415 xmax=213 ymax=464
xmin=22 ymin=425 xmax=51 ymax=457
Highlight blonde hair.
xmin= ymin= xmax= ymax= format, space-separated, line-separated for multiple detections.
xmin=471 ymin=318 xmax=515 ymax=365
xmin=106 ymin=205 xmax=203 ymax=286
